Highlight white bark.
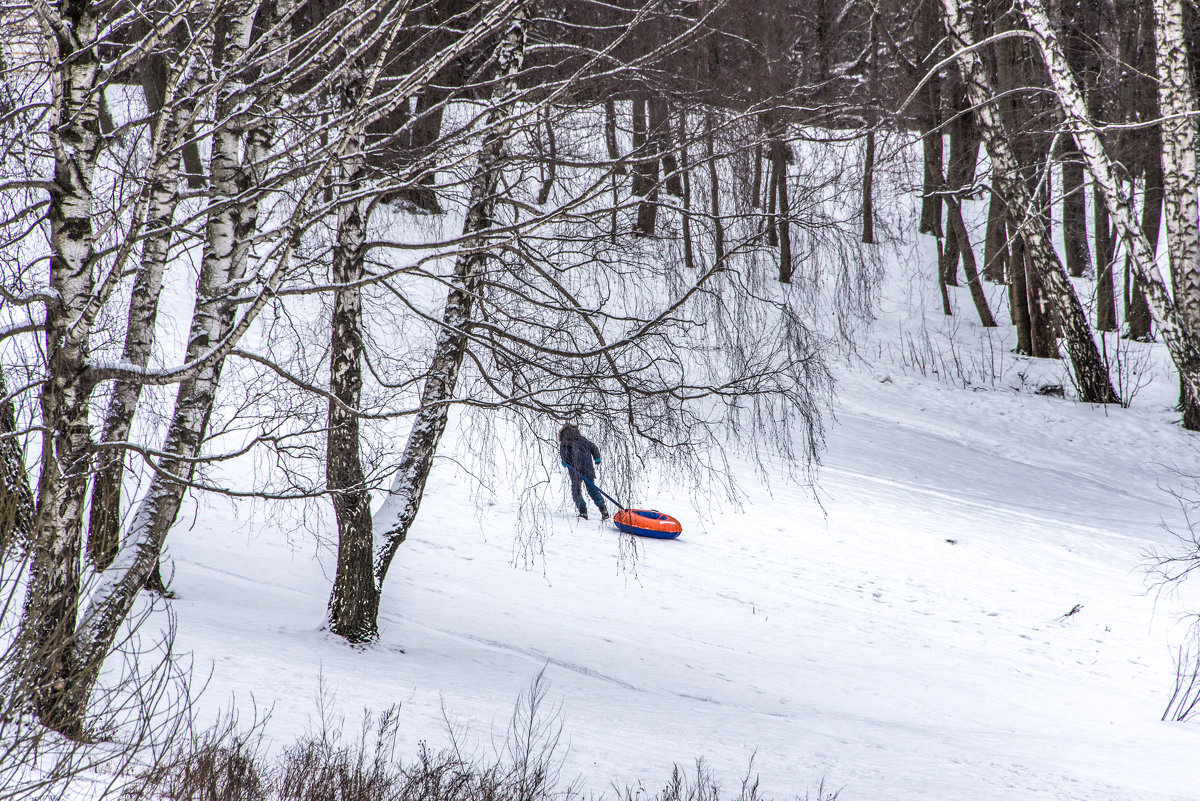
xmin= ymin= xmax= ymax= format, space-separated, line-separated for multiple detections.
xmin=372 ymin=4 xmax=530 ymax=588
xmin=66 ymin=1 xmax=266 ymax=713
xmin=1155 ymin=0 xmax=1200 ymax=332
xmin=18 ymin=0 xmax=103 ymax=733
xmin=1014 ymin=0 xmax=1200 ymax=404
xmin=325 ymin=16 xmax=389 ymax=641
xmin=326 ymin=106 xmax=375 ymax=641
xmin=939 ymin=0 xmax=1119 ymax=404
xmin=88 ymin=22 xmax=209 ymax=567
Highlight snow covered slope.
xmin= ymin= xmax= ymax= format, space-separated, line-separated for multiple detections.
xmin=161 ymin=262 xmax=1200 ymax=800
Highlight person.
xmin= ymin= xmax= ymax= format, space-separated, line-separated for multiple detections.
xmin=558 ymin=424 xmax=608 ymax=520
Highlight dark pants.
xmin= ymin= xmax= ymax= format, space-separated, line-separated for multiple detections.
xmin=570 ymin=474 xmax=606 ymax=514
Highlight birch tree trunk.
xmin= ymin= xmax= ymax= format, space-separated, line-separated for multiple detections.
xmin=371 ymin=4 xmax=528 ymax=600
xmin=87 ymin=48 xmax=196 ymax=569
xmin=1091 ymin=0 xmax=1119 ymax=333
xmin=326 ymin=178 xmax=376 ymax=643
xmin=34 ymin=2 xmax=266 ymax=732
xmin=1154 ymin=0 xmax=1200 ymax=428
xmin=941 ymin=0 xmax=1119 ymax=403
xmin=18 ymin=0 xmax=103 ymax=736
xmin=1015 ymin=0 xmax=1200 ymax=413
xmin=327 ymin=60 xmax=379 ymax=644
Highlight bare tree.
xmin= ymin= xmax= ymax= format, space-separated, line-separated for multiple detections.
xmin=1014 ymin=0 xmax=1200 ymax=420
xmin=317 ymin=2 xmax=880 ymax=642
xmin=87 ymin=0 xmax=215 ymax=571
xmin=4 ymin=0 xmax=364 ymax=734
xmin=1152 ymin=0 xmax=1200 ymax=428
xmin=938 ymin=0 xmax=1119 ymax=404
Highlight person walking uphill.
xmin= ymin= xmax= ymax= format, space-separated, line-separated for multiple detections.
xmin=559 ymin=424 xmax=608 ymax=520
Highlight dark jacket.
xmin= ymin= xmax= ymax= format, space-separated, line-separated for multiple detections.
xmin=558 ymin=425 xmax=600 ymax=480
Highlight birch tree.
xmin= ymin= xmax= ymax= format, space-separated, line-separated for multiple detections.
xmin=18 ymin=0 xmax=115 ymax=735
xmin=1152 ymin=0 xmax=1200 ymax=428
xmin=86 ymin=3 xmax=215 ymax=570
xmin=317 ymin=0 xmax=876 ymax=642
xmin=5 ymin=0 xmax=316 ymax=735
xmin=23 ymin=0 xmax=326 ymax=733
xmin=1013 ymin=0 xmax=1200 ymax=422
xmin=938 ymin=0 xmax=1119 ymax=404
xmin=348 ymin=3 xmax=534 ymax=640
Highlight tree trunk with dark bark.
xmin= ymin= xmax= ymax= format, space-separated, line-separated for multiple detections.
xmin=771 ymin=135 xmax=793 ymax=284
xmin=0 ymin=367 xmax=34 ymax=556
xmin=1008 ymin=228 xmax=1033 ymax=354
xmin=678 ymin=110 xmax=695 ymax=270
xmin=766 ymin=146 xmax=778 ymax=247
xmin=983 ymin=191 xmax=1008 ymax=283
xmin=938 ymin=238 xmax=952 ymax=316
xmin=942 ymin=86 xmax=980 ymax=291
xmin=604 ymin=98 xmax=624 ymax=175
xmin=947 ymin=198 xmax=996 ymax=326
xmin=1128 ymin=141 xmax=1161 ymax=341
xmin=631 ymin=97 xmax=658 ymax=236
xmin=705 ymin=113 xmax=725 ymax=265
xmin=650 ymin=97 xmax=681 ymax=198
xmin=536 ymin=105 xmax=556 ymax=205
xmin=1059 ymin=134 xmax=1090 ymax=278
xmin=941 ymin=215 xmax=960 ymax=290
xmin=1094 ymin=183 xmax=1117 ymax=332
xmin=752 ymin=142 xmax=763 ymax=210
xmin=862 ymin=131 xmax=876 ymax=244
xmin=918 ymin=8 xmax=943 ymax=237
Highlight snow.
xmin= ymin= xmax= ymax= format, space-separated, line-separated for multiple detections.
xmin=10 ymin=97 xmax=1199 ymax=797
xmin=143 ymin=240 xmax=1200 ymax=800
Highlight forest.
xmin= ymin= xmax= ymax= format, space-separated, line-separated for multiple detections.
xmin=3 ymin=0 xmax=1200 ymax=798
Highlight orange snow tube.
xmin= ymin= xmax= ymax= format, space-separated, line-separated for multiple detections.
xmin=612 ymin=508 xmax=682 ymax=539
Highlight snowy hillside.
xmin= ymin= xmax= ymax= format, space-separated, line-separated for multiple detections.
xmin=155 ymin=234 xmax=1200 ymax=801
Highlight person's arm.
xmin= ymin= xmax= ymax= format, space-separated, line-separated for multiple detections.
xmin=559 ymin=441 xmax=570 ymax=468
xmin=589 ymin=440 xmax=601 ymax=466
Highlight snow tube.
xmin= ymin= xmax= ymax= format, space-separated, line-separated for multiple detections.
xmin=613 ymin=509 xmax=682 ymax=539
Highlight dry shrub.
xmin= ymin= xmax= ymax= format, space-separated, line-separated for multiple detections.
xmin=123 ymin=673 xmax=837 ymax=801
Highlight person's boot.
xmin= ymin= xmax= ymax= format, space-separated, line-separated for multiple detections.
xmin=600 ymin=506 xmax=610 ymax=521
xmin=578 ymin=507 xmax=588 ymax=520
